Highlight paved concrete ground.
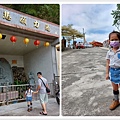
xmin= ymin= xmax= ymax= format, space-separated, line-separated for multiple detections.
xmin=62 ymin=47 xmax=120 ymax=116
xmin=0 ymin=97 xmax=59 ymax=116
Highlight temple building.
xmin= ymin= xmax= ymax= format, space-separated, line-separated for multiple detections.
xmin=0 ymin=5 xmax=60 ymax=89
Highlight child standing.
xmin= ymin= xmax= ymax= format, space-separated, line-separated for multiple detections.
xmin=25 ymin=85 xmax=38 ymax=112
xmin=106 ymin=31 xmax=120 ymax=110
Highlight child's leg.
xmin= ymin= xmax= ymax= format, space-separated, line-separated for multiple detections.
xmin=30 ymin=101 xmax=32 ymax=111
xmin=109 ymin=82 xmax=119 ymax=110
xmin=112 ymin=82 xmax=119 ymax=100
xmin=27 ymin=101 xmax=30 ymax=112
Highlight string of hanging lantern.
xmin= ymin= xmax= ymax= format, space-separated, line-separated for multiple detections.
xmin=1 ymin=35 xmax=50 ymax=48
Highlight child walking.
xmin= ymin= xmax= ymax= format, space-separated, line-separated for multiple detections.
xmin=25 ymin=85 xmax=38 ymax=112
xmin=106 ymin=31 xmax=120 ymax=110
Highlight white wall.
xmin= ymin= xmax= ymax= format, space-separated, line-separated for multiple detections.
xmin=0 ymin=55 xmax=24 ymax=67
xmin=23 ymin=45 xmax=56 ymax=83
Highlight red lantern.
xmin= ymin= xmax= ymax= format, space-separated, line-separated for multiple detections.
xmin=10 ymin=36 xmax=17 ymax=43
xmin=34 ymin=40 xmax=40 ymax=47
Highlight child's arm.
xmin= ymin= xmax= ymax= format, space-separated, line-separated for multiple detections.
xmin=24 ymin=92 xmax=27 ymax=98
xmin=33 ymin=91 xmax=38 ymax=94
xmin=106 ymin=59 xmax=110 ymax=80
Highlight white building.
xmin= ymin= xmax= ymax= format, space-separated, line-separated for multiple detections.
xmin=103 ymin=39 xmax=109 ymax=48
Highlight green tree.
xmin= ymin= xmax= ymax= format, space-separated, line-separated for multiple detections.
xmin=2 ymin=4 xmax=59 ymax=25
xmin=111 ymin=4 xmax=120 ymax=31
xmin=62 ymin=24 xmax=84 ymax=48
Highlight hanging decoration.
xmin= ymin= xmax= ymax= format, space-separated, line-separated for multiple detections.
xmin=0 ymin=33 xmax=2 ymax=39
xmin=44 ymin=42 xmax=50 ymax=47
xmin=34 ymin=40 xmax=40 ymax=47
xmin=23 ymin=38 xmax=29 ymax=46
xmin=10 ymin=36 xmax=17 ymax=45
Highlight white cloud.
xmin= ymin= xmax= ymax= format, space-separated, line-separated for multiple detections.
xmin=85 ymin=33 xmax=109 ymax=42
xmin=62 ymin=4 xmax=117 ymax=43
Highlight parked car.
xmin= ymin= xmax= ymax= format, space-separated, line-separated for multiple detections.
xmin=76 ymin=44 xmax=85 ymax=49
xmin=84 ymin=44 xmax=93 ymax=48
xmin=80 ymin=44 xmax=85 ymax=49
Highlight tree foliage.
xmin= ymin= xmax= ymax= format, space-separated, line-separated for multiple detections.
xmin=111 ymin=4 xmax=120 ymax=31
xmin=62 ymin=24 xmax=84 ymax=42
xmin=2 ymin=4 xmax=59 ymax=25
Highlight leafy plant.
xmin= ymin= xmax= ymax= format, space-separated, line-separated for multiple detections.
xmin=111 ymin=4 xmax=120 ymax=31
xmin=14 ymin=80 xmax=28 ymax=85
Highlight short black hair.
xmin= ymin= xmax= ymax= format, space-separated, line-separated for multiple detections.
xmin=27 ymin=84 xmax=31 ymax=89
xmin=109 ymin=31 xmax=120 ymax=40
xmin=37 ymin=72 xmax=42 ymax=75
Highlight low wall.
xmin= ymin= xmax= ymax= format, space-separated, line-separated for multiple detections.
xmin=0 ymin=91 xmax=18 ymax=101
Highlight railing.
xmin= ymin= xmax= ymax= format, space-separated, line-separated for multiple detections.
xmin=0 ymin=82 xmax=54 ymax=106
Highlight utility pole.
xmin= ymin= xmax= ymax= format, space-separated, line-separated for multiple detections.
xmin=83 ymin=28 xmax=86 ymax=45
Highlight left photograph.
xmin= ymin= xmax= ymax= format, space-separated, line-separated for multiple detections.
xmin=0 ymin=4 xmax=60 ymax=116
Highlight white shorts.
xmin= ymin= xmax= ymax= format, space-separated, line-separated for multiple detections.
xmin=39 ymin=93 xmax=48 ymax=104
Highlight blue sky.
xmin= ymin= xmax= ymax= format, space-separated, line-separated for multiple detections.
xmin=62 ymin=4 xmax=117 ymax=43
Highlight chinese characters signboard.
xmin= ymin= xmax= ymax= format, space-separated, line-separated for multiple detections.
xmin=0 ymin=7 xmax=59 ymax=37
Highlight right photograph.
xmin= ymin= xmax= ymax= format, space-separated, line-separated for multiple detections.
xmin=62 ymin=4 xmax=120 ymax=116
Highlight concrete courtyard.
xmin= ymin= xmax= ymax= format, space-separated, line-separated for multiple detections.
xmin=0 ymin=97 xmax=59 ymax=116
xmin=62 ymin=47 xmax=120 ymax=116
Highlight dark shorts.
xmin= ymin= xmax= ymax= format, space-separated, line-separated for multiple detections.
xmin=110 ymin=67 xmax=120 ymax=84
xmin=26 ymin=97 xmax=32 ymax=102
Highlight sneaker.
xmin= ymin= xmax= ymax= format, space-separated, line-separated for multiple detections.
xmin=27 ymin=108 xmax=30 ymax=112
xmin=109 ymin=99 xmax=120 ymax=110
xmin=30 ymin=107 xmax=32 ymax=111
